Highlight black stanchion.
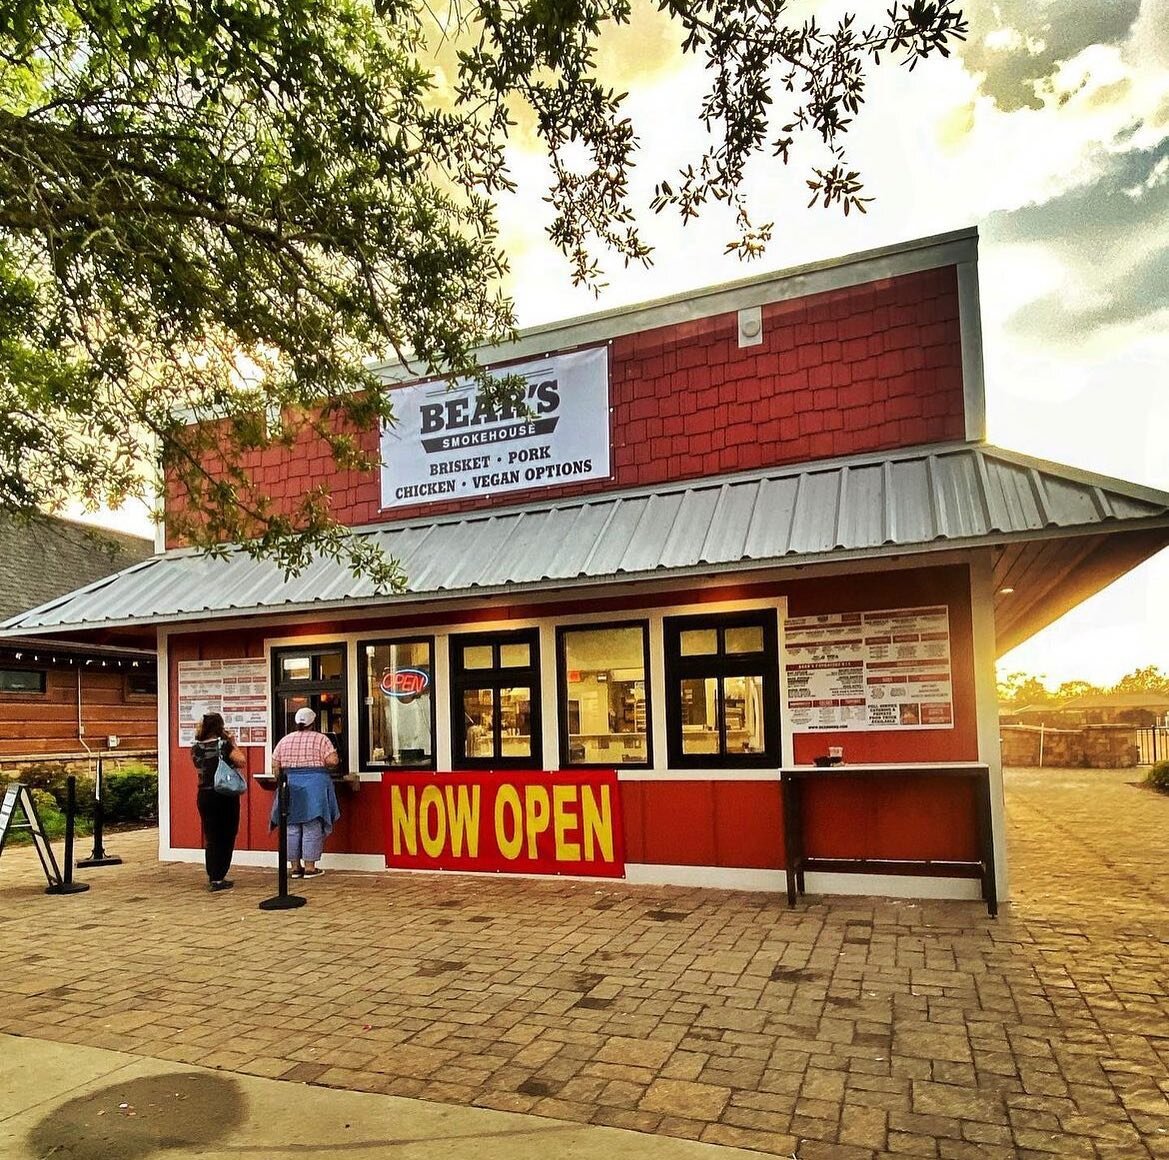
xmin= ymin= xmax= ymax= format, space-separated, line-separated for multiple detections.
xmin=259 ymin=771 xmax=306 ymax=911
xmin=78 ymin=757 xmax=123 ymax=868
xmin=45 ymin=775 xmax=90 ymax=895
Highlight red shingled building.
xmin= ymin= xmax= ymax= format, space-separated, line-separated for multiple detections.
xmin=7 ymin=229 xmax=1169 ymax=910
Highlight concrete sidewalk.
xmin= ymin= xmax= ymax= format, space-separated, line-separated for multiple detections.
xmin=0 ymin=1033 xmax=761 ymax=1159
xmin=1 ymin=767 xmax=1168 ymax=1158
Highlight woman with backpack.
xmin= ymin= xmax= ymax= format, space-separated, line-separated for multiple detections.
xmin=191 ymin=711 xmax=247 ymax=892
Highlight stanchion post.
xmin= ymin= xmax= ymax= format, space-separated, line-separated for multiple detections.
xmin=259 ymin=770 xmax=306 ymax=911
xmin=46 ymin=775 xmax=90 ymax=895
xmin=78 ymin=756 xmax=123 ymax=868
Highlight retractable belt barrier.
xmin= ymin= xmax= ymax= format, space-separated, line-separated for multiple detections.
xmin=259 ymin=770 xmax=307 ymax=912
xmin=77 ymin=758 xmax=123 ymax=869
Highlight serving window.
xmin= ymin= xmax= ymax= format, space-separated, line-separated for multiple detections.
xmin=557 ymin=622 xmax=650 ymax=767
xmin=664 ymin=611 xmax=779 ymax=767
xmin=271 ymin=644 xmax=348 ymax=771
xmin=450 ymin=629 xmax=541 ymax=769
xmin=359 ymin=638 xmax=435 ymax=770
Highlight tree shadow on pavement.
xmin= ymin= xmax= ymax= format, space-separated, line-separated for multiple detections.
xmin=26 ymin=1071 xmax=245 ymax=1160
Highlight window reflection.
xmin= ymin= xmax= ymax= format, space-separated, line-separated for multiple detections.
xmin=561 ymin=624 xmax=648 ymax=765
xmin=725 ymin=626 xmax=764 ymax=655
xmin=680 ymin=677 xmax=718 ymax=754
xmin=680 ymin=628 xmax=718 ymax=656
xmin=363 ymin=640 xmax=433 ymax=767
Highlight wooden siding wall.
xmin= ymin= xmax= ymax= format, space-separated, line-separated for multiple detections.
xmin=0 ymin=669 xmax=157 ymax=757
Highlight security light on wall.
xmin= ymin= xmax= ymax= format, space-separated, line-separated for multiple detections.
xmin=737 ymin=306 xmax=763 ymax=348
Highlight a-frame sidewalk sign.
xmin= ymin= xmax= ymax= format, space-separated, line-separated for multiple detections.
xmin=0 ymin=782 xmax=89 ymax=894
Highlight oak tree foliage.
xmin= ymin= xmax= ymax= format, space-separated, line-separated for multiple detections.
xmin=0 ymin=0 xmax=966 ymax=588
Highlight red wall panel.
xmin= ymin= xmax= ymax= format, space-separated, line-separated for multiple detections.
xmin=801 ymin=777 xmax=978 ymax=862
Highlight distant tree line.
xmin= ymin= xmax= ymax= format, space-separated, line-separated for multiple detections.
xmin=997 ymin=666 xmax=1169 ymax=711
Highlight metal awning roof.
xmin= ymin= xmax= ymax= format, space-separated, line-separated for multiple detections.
xmin=5 ymin=442 xmax=1169 ymax=655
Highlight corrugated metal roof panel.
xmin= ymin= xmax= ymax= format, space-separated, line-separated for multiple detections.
xmin=5 ymin=443 xmax=1168 ymax=634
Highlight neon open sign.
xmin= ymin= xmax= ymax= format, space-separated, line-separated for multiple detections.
xmin=380 ymin=668 xmax=430 ymax=698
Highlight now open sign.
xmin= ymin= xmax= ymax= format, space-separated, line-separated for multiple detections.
xmin=380 ymin=770 xmax=625 ymax=878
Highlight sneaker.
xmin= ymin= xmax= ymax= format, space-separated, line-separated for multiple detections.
xmin=209 ymin=880 xmax=235 ymax=892
xmin=302 ymin=868 xmax=324 ymax=879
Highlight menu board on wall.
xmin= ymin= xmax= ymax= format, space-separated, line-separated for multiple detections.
xmin=177 ymin=658 xmax=269 ymax=746
xmin=379 ymin=346 xmax=610 ymax=509
xmin=784 ymin=606 xmax=953 ymax=732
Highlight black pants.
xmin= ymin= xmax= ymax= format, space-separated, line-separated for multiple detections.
xmin=197 ymin=787 xmax=240 ymax=882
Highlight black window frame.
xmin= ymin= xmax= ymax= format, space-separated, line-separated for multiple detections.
xmin=271 ymin=643 xmax=349 ymax=772
xmin=450 ymin=628 xmax=542 ymax=770
xmin=0 ymin=667 xmax=47 ymax=695
xmin=556 ymin=619 xmax=652 ymax=769
xmin=663 ymin=610 xmax=780 ymax=768
xmin=357 ymin=635 xmax=437 ymax=772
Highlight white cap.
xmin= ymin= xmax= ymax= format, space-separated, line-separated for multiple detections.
xmin=294 ymin=707 xmax=316 ymax=726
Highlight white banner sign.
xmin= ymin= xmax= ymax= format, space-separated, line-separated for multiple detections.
xmin=379 ymin=346 xmax=610 ymax=509
xmin=784 ymin=606 xmax=953 ymax=732
xmin=177 ymin=658 xmax=269 ymax=747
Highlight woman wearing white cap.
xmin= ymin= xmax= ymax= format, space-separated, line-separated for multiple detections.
xmin=270 ymin=706 xmax=340 ymax=878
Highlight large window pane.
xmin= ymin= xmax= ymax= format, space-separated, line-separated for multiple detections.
xmin=463 ymin=688 xmax=494 ymax=759
xmin=680 ymin=678 xmax=719 ymax=754
xmin=725 ymin=675 xmax=765 ymax=753
xmin=561 ymin=624 xmax=649 ymax=765
xmin=363 ymin=639 xmax=433 ymax=768
xmin=500 ymin=687 xmax=532 ymax=757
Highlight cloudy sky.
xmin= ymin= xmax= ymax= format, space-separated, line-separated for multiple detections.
xmin=487 ymin=0 xmax=1169 ymax=689
xmin=84 ymin=1 xmax=1168 ymax=688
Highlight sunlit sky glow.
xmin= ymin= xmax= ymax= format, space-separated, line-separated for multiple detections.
xmin=78 ymin=1 xmax=1169 ymax=688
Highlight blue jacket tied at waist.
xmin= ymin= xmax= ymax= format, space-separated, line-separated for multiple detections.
xmin=270 ymin=768 xmax=340 ymax=835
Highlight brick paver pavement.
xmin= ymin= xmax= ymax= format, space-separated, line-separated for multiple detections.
xmin=1 ymin=767 xmax=1167 ymax=1159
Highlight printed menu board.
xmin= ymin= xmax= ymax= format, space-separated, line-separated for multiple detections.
xmin=784 ymin=606 xmax=953 ymax=732
xmin=177 ymin=658 xmax=269 ymax=746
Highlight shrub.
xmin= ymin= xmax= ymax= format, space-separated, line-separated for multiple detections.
xmin=102 ymin=766 xmax=159 ymax=824
xmin=3 ymin=760 xmax=157 ymax=827
xmin=0 ymin=785 xmax=91 ymax=844
xmin=1147 ymin=761 xmax=1169 ymax=793
xmin=9 ymin=763 xmax=95 ymax=820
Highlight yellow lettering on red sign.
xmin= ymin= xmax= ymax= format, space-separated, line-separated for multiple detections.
xmin=419 ymin=784 xmax=446 ymax=858
xmin=445 ymin=784 xmax=480 ymax=858
xmin=495 ymin=784 xmax=523 ymax=860
xmin=524 ymin=785 xmax=551 ymax=859
xmin=389 ymin=776 xmax=616 ymax=868
xmin=390 ymin=785 xmax=417 ymax=856
xmin=552 ymin=784 xmax=581 ymax=861
xmin=581 ymin=784 xmax=614 ymax=862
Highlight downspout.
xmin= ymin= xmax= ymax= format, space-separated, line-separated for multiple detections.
xmin=77 ymin=667 xmax=95 ymax=767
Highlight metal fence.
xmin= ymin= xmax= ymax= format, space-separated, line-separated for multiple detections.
xmin=1135 ymin=728 xmax=1169 ymax=765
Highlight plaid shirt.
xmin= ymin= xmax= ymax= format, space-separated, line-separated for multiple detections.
xmin=272 ymin=729 xmax=336 ymax=770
